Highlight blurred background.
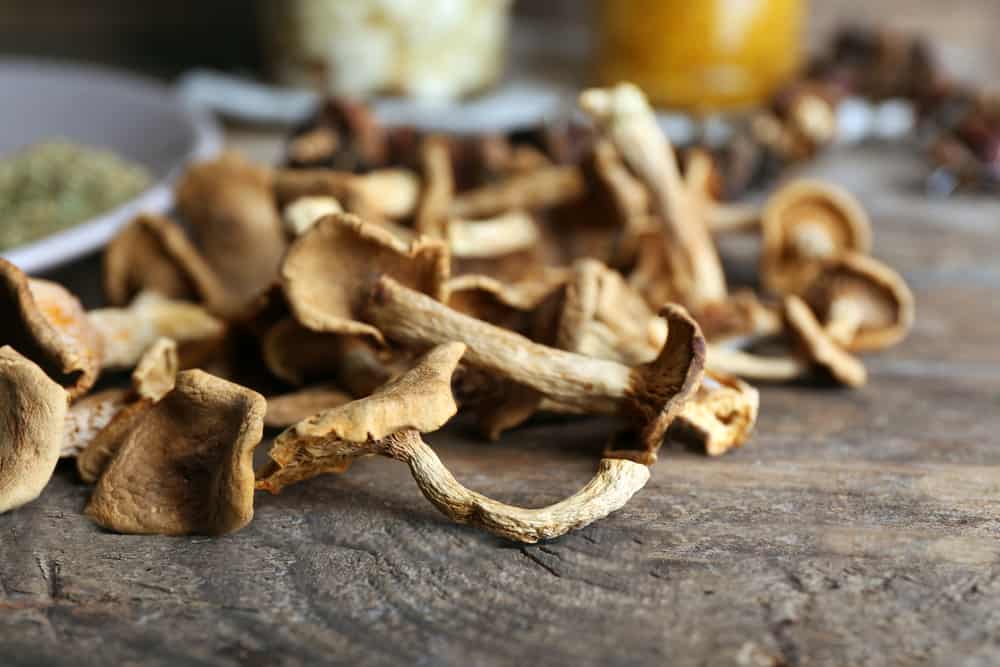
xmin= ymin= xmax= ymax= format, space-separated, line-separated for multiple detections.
xmin=2 ymin=0 xmax=997 ymax=81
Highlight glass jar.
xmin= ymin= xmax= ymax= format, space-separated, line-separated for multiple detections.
xmin=260 ymin=0 xmax=512 ymax=102
xmin=598 ymin=0 xmax=806 ymax=111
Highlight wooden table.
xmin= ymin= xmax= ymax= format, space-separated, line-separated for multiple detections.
xmin=5 ymin=9 xmax=1000 ymax=667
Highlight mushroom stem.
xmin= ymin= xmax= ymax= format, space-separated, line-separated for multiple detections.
xmin=706 ymin=345 xmax=807 ymax=382
xmin=824 ymin=297 xmax=868 ymax=347
xmin=367 ymin=276 xmax=631 ymax=414
xmin=448 ymin=211 xmax=540 ymax=259
xmin=580 ymin=84 xmax=728 ymax=307
xmin=365 ymin=276 xmax=705 ymax=460
xmin=448 ymin=165 xmax=586 ymax=219
xmin=707 ymin=202 xmax=760 ymax=233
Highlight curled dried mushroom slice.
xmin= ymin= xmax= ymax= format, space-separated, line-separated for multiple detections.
xmin=88 ymin=291 xmax=225 ymax=370
xmin=175 ymin=153 xmax=287 ymax=312
xmin=103 ymin=214 xmax=227 ymax=309
xmin=0 ymin=347 xmax=69 ymax=513
xmin=761 ymin=179 xmax=872 ymax=295
xmin=281 ymin=213 xmax=449 ymax=342
xmin=364 ymin=276 xmax=705 ymax=463
xmin=85 ymin=370 xmax=266 ymax=535
xmin=131 ymin=337 xmax=179 ymax=402
xmin=258 ymin=343 xmax=649 ymax=544
xmin=0 ymin=260 xmax=102 ymax=399
xmin=62 ymin=388 xmax=130 ymax=459
xmin=803 ymin=252 xmax=914 ymax=352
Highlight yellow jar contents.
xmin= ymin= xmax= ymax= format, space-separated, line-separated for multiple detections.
xmin=598 ymin=0 xmax=805 ymax=111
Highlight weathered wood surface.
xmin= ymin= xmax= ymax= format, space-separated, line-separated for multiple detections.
xmin=2 ymin=140 xmax=999 ymax=666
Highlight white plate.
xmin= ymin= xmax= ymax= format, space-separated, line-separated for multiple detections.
xmin=0 ymin=59 xmax=222 ymax=274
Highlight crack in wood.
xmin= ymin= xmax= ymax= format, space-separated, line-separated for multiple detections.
xmin=519 ymin=547 xmax=562 ymax=578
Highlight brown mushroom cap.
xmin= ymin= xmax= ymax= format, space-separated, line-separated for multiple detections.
xmin=0 ymin=347 xmax=69 ymax=513
xmin=131 ymin=337 xmax=178 ymax=402
xmin=281 ymin=213 xmax=449 ymax=343
xmin=256 ymin=342 xmax=465 ymax=493
xmin=102 ymin=214 xmax=227 ymax=309
xmin=803 ymin=252 xmax=915 ymax=352
xmin=784 ymin=295 xmax=867 ymax=388
xmin=671 ymin=370 xmax=760 ymax=457
xmin=175 ymin=153 xmax=287 ymax=312
xmin=761 ymin=179 xmax=873 ymax=295
xmin=85 ymin=370 xmax=266 ymax=535
xmin=0 ymin=260 xmax=102 ymax=399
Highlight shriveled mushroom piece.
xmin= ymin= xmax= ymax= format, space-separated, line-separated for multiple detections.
xmin=281 ymin=214 xmax=449 ymax=342
xmin=130 ymin=337 xmax=178 ymax=401
xmin=803 ymin=252 xmax=915 ymax=352
xmin=88 ymin=291 xmax=225 ymax=370
xmin=364 ymin=276 xmax=706 ymax=463
xmin=580 ymin=83 xmax=727 ymax=309
xmin=0 ymin=347 xmax=68 ymax=513
xmin=62 ymin=388 xmax=131 ymax=459
xmin=103 ymin=214 xmax=227 ymax=309
xmin=761 ymin=179 xmax=872 ymax=295
xmin=86 ymin=370 xmax=266 ymax=535
xmin=282 ymin=195 xmax=343 ymax=237
xmin=275 ymin=168 xmax=421 ymax=221
xmin=449 ymin=165 xmax=586 ymax=219
xmin=0 ymin=260 xmax=102 ymax=399
xmin=175 ymin=153 xmax=287 ymax=312
xmin=258 ymin=343 xmax=650 ymax=544
xmin=669 ymin=371 xmax=759 ymax=457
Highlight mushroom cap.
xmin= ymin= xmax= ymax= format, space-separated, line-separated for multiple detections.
xmin=257 ymin=342 xmax=465 ymax=494
xmin=85 ymin=370 xmax=266 ymax=535
xmin=103 ymin=214 xmax=227 ymax=309
xmin=784 ymin=295 xmax=867 ymax=388
xmin=175 ymin=153 xmax=287 ymax=312
xmin=75 ymin=398 xmax=152 ymax=484
xmin=0 ymin=347 xmax=69 ymax=513
xmin=614 ymin=303 xmax=707 ymax=463
xmin=672 ymin=370 xmax=760 ymax=457
xmin=761 ymin=179 xmax=873 ymax=294
xmin=803 ymin=252 xmax=915 ymax=352
xmin=444 ymin=271 xmax=568 ymax=338
xmin=695 ymin=290 xmax=783 ymax=345
xmin=281 ymin=213 xmax=450 ymax=343
xmin=0 ymin=260 xmax=102 ymax=399
xmin=260 ymin=318 xmax=347 ymax=386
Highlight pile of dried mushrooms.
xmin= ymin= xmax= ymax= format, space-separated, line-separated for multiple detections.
xmin=0 ymin=84 xmax=913 ymax=543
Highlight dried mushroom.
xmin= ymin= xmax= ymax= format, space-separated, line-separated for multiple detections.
xmin=449 ymin=165 xmax=586 ymax=219
xmin=580 ymin=83 xmax=728 ymax=310
xmin=88 ymin=291 xmax=225 ymax=369
xmin=282 ymin=195 xmax=343 ymax=237
xmin=275 ymin=168 xmax=421 ymax=221
xmin=803 ymin=252 xmax=914 ymax=352
xmin=175 ymin=153 xmax=287 ymax=312
xmin=0 ymin=347 xmax=69 ymax=513
xmin=0 ymin=260 xmax=102 ymax=399
xmin=61 ymin=388 xmax=130 ymax=459
xmin=264 ymin=384 xmax=353 ymax=429
xmin=364 ymin=276 xmax=705 ymax=463
xmin=258 ymin=343 xmax=649 ymax=544
xmin=448 ymin=212 xmax=541 ymax=259
xmin=670 ymin=371 xmax=759 ymax=457
xmin=784 ymin=295 xmax=867 ymax=387
xmin=414 ymin=135 xmax=454 ymax=238
xmin=103 ymin=214 xmax=227 ymax=309
xmin=761 ymin=179 xmax=872 ymax=295
xmin=131 ymin=337 xmax=178 ymax=401
xmin=281 ymin=213 xmax=449 ymax=342
xmin=86 ymin=370 xmax=266 ymax=535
